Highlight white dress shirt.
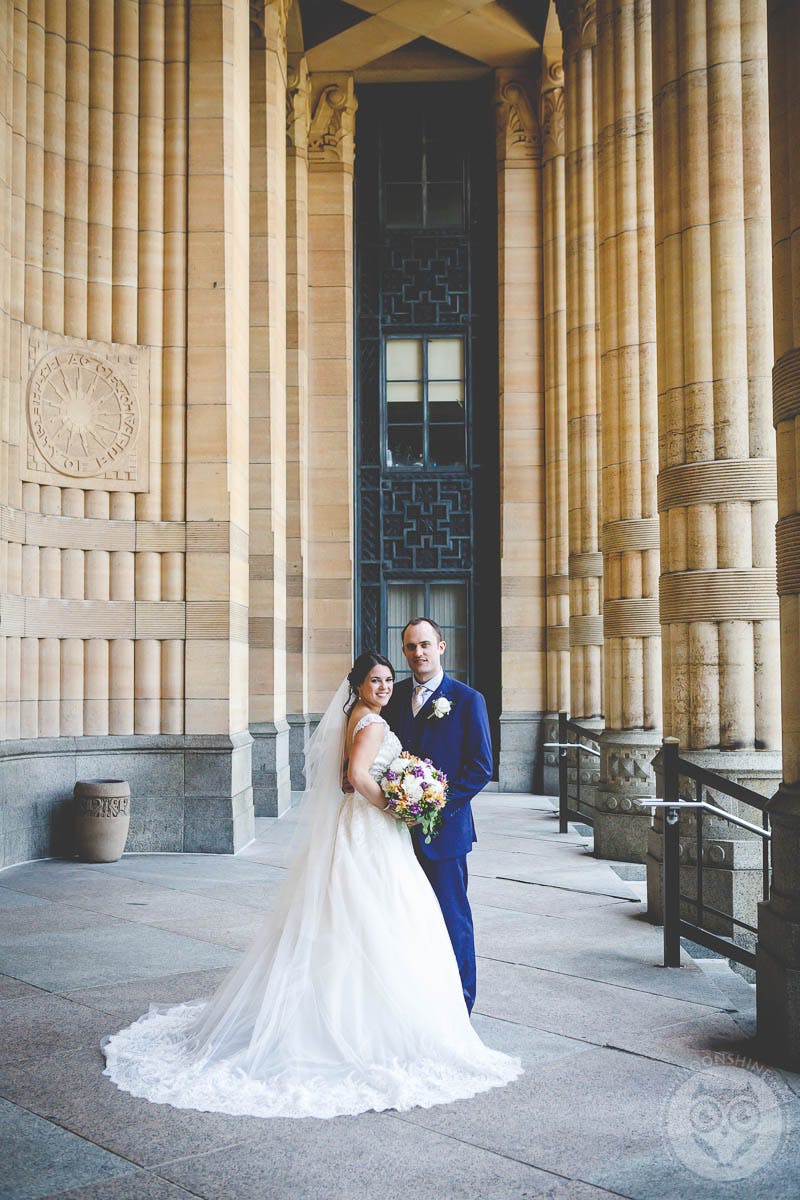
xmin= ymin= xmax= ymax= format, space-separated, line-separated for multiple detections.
xmin=411 ymin=668 xmax=444 ymax=715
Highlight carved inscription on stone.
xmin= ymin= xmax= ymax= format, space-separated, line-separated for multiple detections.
xmin=22 ymin=328 xmax=150 ymax=492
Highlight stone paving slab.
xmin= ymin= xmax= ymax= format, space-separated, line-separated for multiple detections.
xmin=0 ymin=924 xmax=238 ymax=992
xmin=155 ymin=1110 xmax=566 ymax=1200
xmin=0 ymin=994 xmax=116 ymax=1067
xmin=47 ymin=1175 xmax=199 ymax=1200
xmin=0 ymin=791 xmax=797 ymax=1199
xmin=0 ymin=1097 xmax=135 ymax=1200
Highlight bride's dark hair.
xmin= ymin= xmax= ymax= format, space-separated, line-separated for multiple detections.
xmin=345 ymin=651 xmax=395 ymax=715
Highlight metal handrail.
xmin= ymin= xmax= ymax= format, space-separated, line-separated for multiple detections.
xmin=552 ymin=712 xmax=601 ymax=833
xmin=544 ymin=742 xmax=601 ymax=757
xmin=642 ymin=799 xmax=771 ymax=840
xmin=645 ymin=739 xmax=772 ymax=970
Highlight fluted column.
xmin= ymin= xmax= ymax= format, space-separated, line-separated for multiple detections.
xmin=184 ymin=0 xmax=253 ymax=852
xmin=558 ymin=0 xmax=603 ymax=810
xmin=249 ymin=0 xmax=291 ymax=816
xmin=646 ymin=0 xmax=780 ymax=934
xmin=757 ymin=0 xmax=800 ymax=1064
xmin=306 ymin=74 xmax=356 ymax=717
xmin=495 ymin=70 xmax=546 ymax=790
xmin=540 ymin=47 xmax=569 ymax=794
xmin=285 ymin=54 xmax=310 ymax=787
xmin=594 ymin=0 xmax=660 ymax=861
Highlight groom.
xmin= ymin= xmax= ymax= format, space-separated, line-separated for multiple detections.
xmin=383 ymin=617 xmax=492 ymax=1014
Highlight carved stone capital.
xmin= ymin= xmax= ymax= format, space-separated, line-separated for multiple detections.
xmin=541 ymin=85 xmax=564 ymax=160
xmin=495 ymin=73 xmax=540 ymax=163
xmin=308 ymin=77 xmax=356 ymax=167
xmin=286 ymin=55 xmax=309 ymax=151
xmin=250 ymin=0 xmax=292 ymax=47
xmin=555 ymin=0 xmax=596 ymax=53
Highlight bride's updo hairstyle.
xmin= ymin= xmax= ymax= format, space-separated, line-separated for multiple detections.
xmin=345 ymin=651 xmax=395 ymax=715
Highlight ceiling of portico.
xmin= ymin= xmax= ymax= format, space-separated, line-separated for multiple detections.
xmin=293 ymin=0 xmax=551 ymax=81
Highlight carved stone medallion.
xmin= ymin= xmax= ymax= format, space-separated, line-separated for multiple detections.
xmin=22 ymin=328 xmax=150 ymax=491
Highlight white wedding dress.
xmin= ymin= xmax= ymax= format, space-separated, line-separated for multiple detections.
xmin=102 ymin=683 xmax=522 ymax=1119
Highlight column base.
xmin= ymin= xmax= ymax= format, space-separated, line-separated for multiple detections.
xmin=251 ymin=720 xmax=292 ymax=817
xmin=541 ymin=712 xmax=560 ymax=796
xmin=756 ymin=784 xmax=800 ymax=1066
xmin=645 ymin=748 xmax=780 ymax=967
xmin=497 ymin=711 xmax=544 ymax=792
xmin=287 ymin=713 xmax=310 ymax=791
xmin=0 ymin=731 xmax=255 ymax=866
xmin=594 ymin=729 xmax=659 ymax=863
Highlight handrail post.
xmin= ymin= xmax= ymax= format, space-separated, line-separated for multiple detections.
xmin=558 ymin=711 xmax=568 ymax=833
xmin=662 ymin=737 xmax=681 ymax=967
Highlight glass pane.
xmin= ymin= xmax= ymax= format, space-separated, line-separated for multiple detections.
xmin=386 ymin=381 xmax=423 ymax=406
xmin=429 ymin=583 xmax=467 ymax=681
xmin=428 ymin=382 xmax=465 ymax=410
xmin=386 ymin=584 xmax=425 ymax=680
xmin=427 ymin=339 xmax=464 ymax=381
xmin=387 ymin=425 xmax=424 ymax=468
xmin=425 ymin=137 xmax=464 ymax=183
xmin=426 ymin=182 xmax=463 ymax=228
xmin=382 ymin=134 xmax=423 ymax=183
xmin=384 ymin=183 xmax=423 ymax=227
xmin=386 ymin=339 xmax=422 ymax=381
xmin=428 ymin=401 xmax=464 ymax=424
xmin=428 ymin=424 xmax=465 ymax=468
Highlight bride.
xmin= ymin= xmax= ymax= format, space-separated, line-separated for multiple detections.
xmin=102 ymin=651 xmax=522 ymax=1119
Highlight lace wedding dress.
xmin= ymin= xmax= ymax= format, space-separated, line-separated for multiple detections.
xmin=102 ymin=683 xmax=522 ymax=1119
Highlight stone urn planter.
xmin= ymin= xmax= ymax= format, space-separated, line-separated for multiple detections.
xmin=73 ymin=780 xmax=131 ymax=863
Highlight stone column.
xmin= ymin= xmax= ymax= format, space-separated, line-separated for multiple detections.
xmin=495 ymin=70 xmax=546 ymax=791
xmin=646 ymin=0 xmax=780 ymax=933
xmin=757 ymin=0 xmax=800 ymax=1064
xmin=540 ymin=48 xmax=569 ymax=795
xmin=306 ymin=74 xmax=356 ymax=718
xmin=594 ymin=0 xmax=661 ymax=862
xmin=184 ymin=0 xmax=254 ymax=852
xmin=249 ymin=0 xmax=290 ymax=816
xmin=285 ymin=54 xmax=310 ymax=787
xmin=558 ymin=0 xmax=603 ymax=808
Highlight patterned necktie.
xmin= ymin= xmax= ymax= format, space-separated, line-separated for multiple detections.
xmin=412 ymin=682 xmax=426 ymax=717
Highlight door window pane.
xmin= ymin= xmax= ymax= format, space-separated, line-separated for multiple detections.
xmin=386 ymin=381 xmax=422 ymax=406
xmin=387 ymin=425 xmax=424 ymax=467
xmin=386 ymin=583 xmax=468 ymax=682
xmin=426 ymin=182 xmax=464 ymax=228
xmin=428 ymin=380 xmax=464 ymax=409
xmin=428 ymin=424 xmax=465 ymax=468
xmin=386 ymin=339 xmax=422 ymax=381
xmin=384 ymin=183 xmax=423 ymax=227
xmin=386 ymin=584 xmax=426 ymax=680
xmin=428 ymin=338 xmax=464 ymax=380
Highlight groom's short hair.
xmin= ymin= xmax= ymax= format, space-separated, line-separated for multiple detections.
xmin=401 ymin=616 xmax=444 ymax=643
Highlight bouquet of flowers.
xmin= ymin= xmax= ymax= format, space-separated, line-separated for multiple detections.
xmin=380 ymin=752 xmax=448 ymax=844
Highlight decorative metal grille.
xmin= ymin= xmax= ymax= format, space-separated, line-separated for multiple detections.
xmin=382 ymin=236 xmax=470 ymax=327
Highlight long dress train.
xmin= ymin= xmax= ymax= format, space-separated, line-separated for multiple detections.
xmin=101 ymin=691 xmax=522 ymax=1119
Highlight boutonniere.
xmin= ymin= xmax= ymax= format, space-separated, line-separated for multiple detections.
xmin=428 ymin=697 xmax=453 ymax=721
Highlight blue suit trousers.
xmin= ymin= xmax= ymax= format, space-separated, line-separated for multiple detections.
xmin=414 ymin=848 xmax=476 ymax=1014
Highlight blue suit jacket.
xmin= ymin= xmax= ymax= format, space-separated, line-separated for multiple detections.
xmin=383 ymin=674 xmax=492 ymax=861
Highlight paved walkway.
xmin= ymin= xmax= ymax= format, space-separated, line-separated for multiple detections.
xmin=1 ymin=794 xmax=798 ymax=1200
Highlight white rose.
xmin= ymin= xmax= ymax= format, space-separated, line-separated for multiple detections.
xmin=404 ymin=777 xmax=424 ymax=802
xmin=389 ymin=756 xmax=407 ymax=773
xmin=431 ymin=697 xmax=452 ymax=719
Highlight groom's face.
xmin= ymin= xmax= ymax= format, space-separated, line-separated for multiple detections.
xmin=401 ymin=621 xmax=446 ymax=682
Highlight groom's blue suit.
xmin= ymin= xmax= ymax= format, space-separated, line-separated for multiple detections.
xmin=384 ymin=673 xmax=492 ymax=1013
